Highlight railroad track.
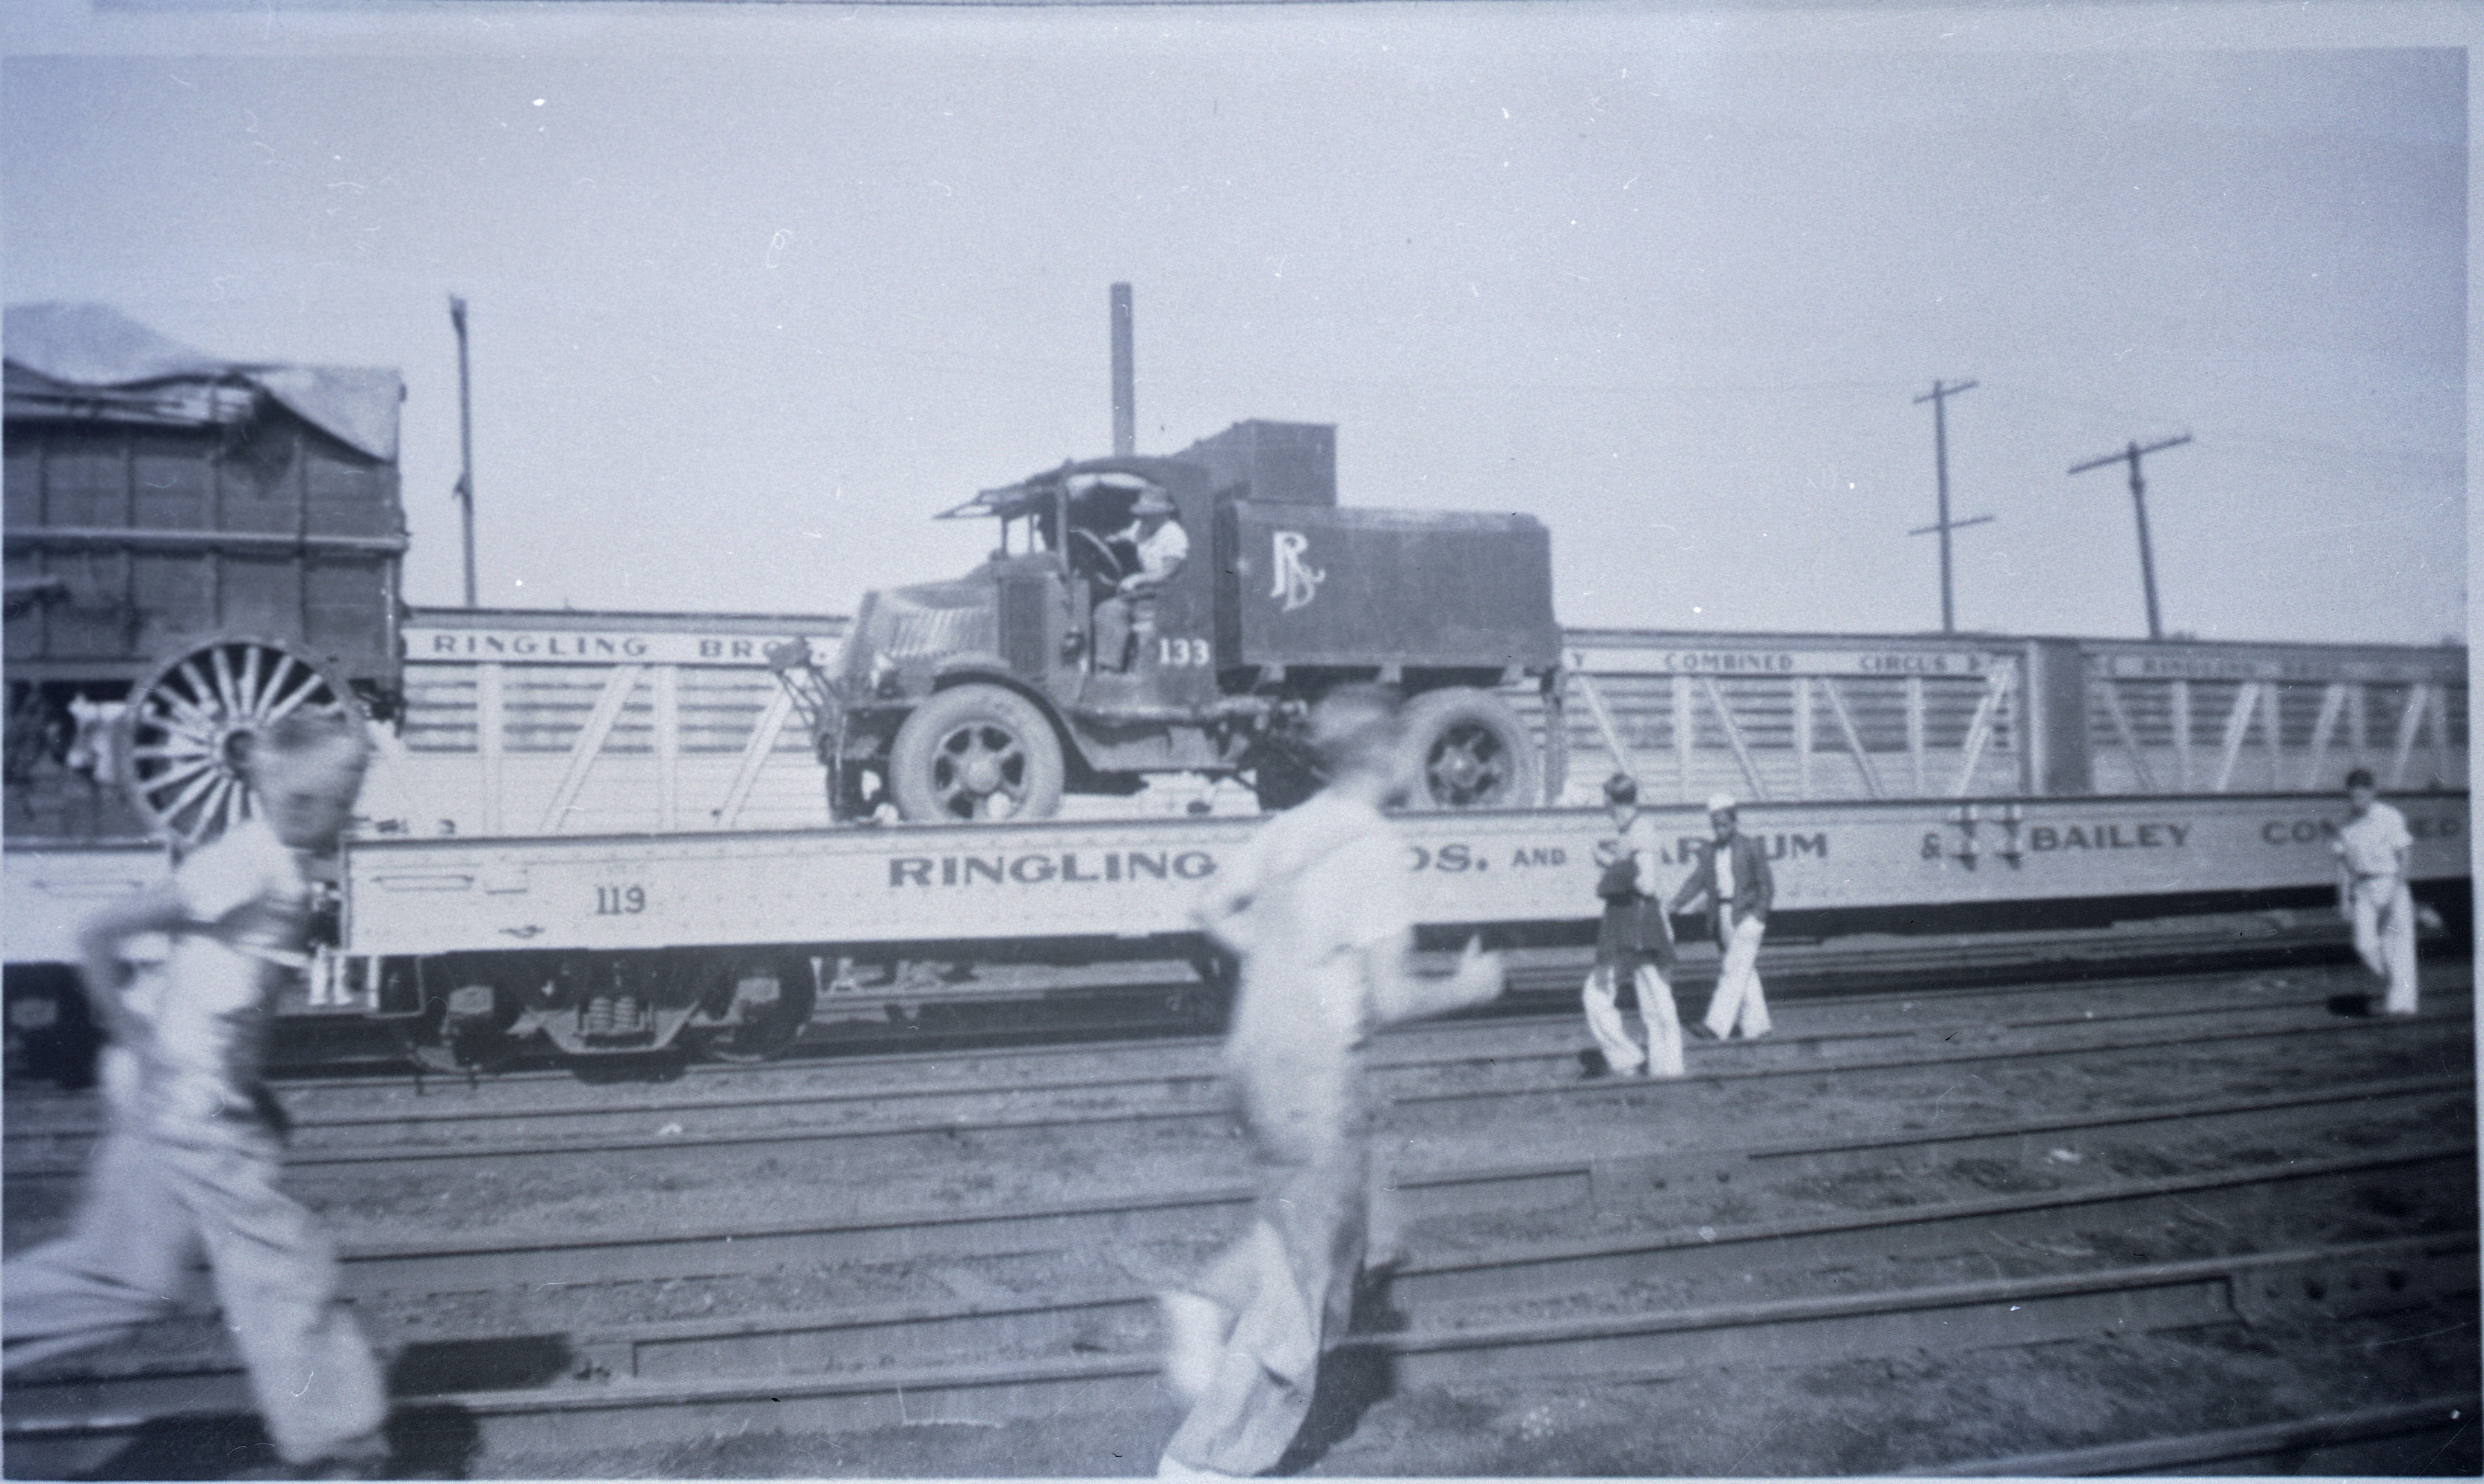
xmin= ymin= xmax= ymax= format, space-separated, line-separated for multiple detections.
xmin=6 ymin=954 xmax=2460 ymax=1180
xmin=1914 ymin=1396 xmax=2480 ymax=1476
xmin=5 ymin=966 xmax=2471 ymax=1477
xmin=5 ymin=911 xmax=2400 ymax=1095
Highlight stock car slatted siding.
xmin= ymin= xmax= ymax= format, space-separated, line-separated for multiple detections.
xmin=1515 ymin=670 xmax=2025 ymax=806
xmin=363 ymin=610 xmax=848 ymax=839
xmin=2084 ymin=677 xmax=2467 ymax=797
xmin=365 ymin=611 xmax=2467 ymax=839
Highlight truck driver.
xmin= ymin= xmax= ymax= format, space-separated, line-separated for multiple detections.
xmin=1091 ymin=485 xmax=1188 ymax=672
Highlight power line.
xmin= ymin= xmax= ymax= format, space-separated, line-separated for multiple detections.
xmin=2069 ymin=432 xmax=2191 ymax=642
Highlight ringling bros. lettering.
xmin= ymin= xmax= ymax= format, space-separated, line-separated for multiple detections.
xmin=889 ymin=851 xmax=1219 ymax=887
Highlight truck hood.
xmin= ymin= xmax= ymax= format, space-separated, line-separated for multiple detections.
xmin=840 ymin=578 xmax=998 ymax=687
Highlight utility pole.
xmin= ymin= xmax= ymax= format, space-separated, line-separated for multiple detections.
xmin=2069 ymin=433 xmax=2192 ymax=641
xmin=1109 ymin=283 xmax=1136 ymax=457
xmin=449 ymin=295 xmax=477 ymax=609
xmin=1908 ymin=378 xmax=1989 ymax=633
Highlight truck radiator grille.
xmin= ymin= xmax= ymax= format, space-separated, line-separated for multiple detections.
xmin=873 ymin=599 xmax=995 ymax=660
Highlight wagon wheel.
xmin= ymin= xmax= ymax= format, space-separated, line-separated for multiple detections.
xmin=122 ymin=637 xmax=362 ymax=847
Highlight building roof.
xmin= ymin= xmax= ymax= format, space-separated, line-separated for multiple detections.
xmin=2 ymin=301 xmax=403 ymax=462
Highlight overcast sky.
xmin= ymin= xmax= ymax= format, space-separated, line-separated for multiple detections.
xmin=3 ymin=3 xmax=2468 ymax=647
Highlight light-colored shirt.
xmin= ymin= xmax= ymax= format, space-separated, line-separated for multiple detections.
xmin=1123 ymin=518 xmax=1190 ymax=584
xmin=2335 ymin=801 xmax=2413 ymax=879
xmin=1615 ymin=813 xmax=1663 ymax=898
xmin=1213 ymin=789 xmax=1411 ymax=1113
xmin=126 ymin=818 xmax=311 ymax=1126
xmin=1713 ymin=836 xmax=1736 ymax=901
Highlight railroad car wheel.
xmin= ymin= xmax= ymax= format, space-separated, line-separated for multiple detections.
xmin=1401 ymin=686 xmax=1539 ymax=810
xmin=887 ymin=683 xmax=1065 ymax=822
xmin=702 ymin=956 xmax=818 ymax=1063
xmin=121 ymin=636 xmax=363 ymax=847
xmin=398 ymin=978 xmax=521 ymax=1074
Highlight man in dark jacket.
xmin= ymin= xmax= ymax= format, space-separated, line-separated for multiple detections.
xmin=1580 ymin=774 xmax=1682 ymax=1078
xmin=1668 ymin=792 xmax=1773 ymax=1040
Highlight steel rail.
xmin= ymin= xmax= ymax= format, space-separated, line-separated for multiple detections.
xmin=9 ymin=915 xmax=2380 ymax=1097
xmin=1905 ymin=1394 xmax=2481 ymax=1477
xmin=4 ymin=959 xmax=2414 ymax=1149
xmin=7 ymin=1226 xmax=2468 ymax=1474
xmin=5 ymin=986 xmax=2464 ymax=1185
xmin=23 ymin=1072 xmax=2458 ymax=1304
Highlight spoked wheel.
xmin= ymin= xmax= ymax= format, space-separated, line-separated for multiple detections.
xmin=702 ymin=956 xmax=818 ymax=1064
xmin=1401 ymin=687 xmax=1540 ymax=810
xmin=888 ymin=683 xmax=1065 ymax=822
xmin=122 ymin=636 xmax=361 ymax=846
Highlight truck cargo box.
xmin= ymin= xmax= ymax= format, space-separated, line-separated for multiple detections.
xmin=1216 ymin=502 xmax=1561 ymax=672
xmin=1174 ymin=420 xmax=1334 ymax=507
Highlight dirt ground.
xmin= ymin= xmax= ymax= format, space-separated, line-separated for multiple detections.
xmin=474 ymin=1311 xmax=2479 ymax=1478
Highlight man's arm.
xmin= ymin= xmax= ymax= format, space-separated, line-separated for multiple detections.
xmin=1192 ymin=876 xmax=1255 ymax=955
xmin=75 ymin=881 xmax=189 ymax=1047
xmin=1748 ymin=837 xmax=1774 ymax=923
xmin=1368 ymin=935 xmax=1504 ymax=1028
xmin=1192 ymin=831 xmax=1263 ymax=955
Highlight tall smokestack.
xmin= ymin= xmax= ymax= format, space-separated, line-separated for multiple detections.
xmin=1110 ymin=282 xmax=1135 ymax=457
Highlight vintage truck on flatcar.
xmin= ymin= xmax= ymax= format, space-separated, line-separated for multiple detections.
xmin=3 ymin=302 xmax=406 ymax=848
xmin=770 ymin=421 xmax=1567 ymax=822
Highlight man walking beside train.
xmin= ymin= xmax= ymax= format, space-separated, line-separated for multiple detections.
xmin=1158 ymin=684 xmax=1505 ymax=1480
xmin=2335 ymin=767 xmax=2420 ymax=1016
xmin=1671 ymin=792 xmax=1773 ymax=1041
xmin=1580 ymin=773 xmax=1684 ymax=1078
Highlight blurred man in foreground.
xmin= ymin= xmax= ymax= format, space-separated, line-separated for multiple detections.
xmin=4 ymin=712 xmax=392 ymax=1480
xmin=1159 ymin=685 xmax=1505 ymax=1480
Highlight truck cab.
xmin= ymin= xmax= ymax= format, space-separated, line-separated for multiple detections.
xmin=778 ymin=421 xmax=1563 ymax=822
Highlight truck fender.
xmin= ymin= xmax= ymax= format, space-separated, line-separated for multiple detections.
xmin=922 ymin=666 xmax=1094 ymax=772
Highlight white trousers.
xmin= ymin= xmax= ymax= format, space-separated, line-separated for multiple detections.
xmin=1702 ymin=913 xmax=1771 ymax=1039
xmin=3 ymin=1080 xmax=388 ymax=1467
xmin=1583 ymin=960 xmax=1684 ymax=1077
xmin=2350 ymin=876 xmax=2420 ymax=1015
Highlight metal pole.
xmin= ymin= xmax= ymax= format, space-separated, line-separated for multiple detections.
xmin=1109 ymin=283 xmax=1135 ymax=458
xmin=2126 ymin=444 xmax=2161 ymax=642
xmin=2070 ymin=433 xmax=2190 ymax=642
xmin=1933 ymin=389 xmax=1954 ymax=631
xmin=450 ymin=295 xmax=477 ymax=609
xmin=1910 ymin=378 xmax=1980 ymax=633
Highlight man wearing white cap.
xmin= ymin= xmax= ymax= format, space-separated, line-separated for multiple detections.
xmin=1669 ymin=792 xmax=1773 ymax=1040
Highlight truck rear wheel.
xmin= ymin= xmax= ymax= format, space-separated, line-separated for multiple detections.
xmin=1401 ymin=687 xmax=1539 ymax=810
xmin=888 ymin=683 xmax=1065 ymax=822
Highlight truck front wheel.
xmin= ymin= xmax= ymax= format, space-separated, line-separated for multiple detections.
xmin=888 ymin=684 xmax=1066 ymax=822
xmin=1401 ymin=687 xmax=1540 ymax=810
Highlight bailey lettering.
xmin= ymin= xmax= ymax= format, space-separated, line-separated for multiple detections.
xmin=2025 ymin=822 xmax=2190 ymax=852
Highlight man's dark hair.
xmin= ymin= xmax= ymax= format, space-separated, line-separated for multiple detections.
xmin=1603 ymin=773 xmax=1638 ymax=804
xmin=2344 ymin=767 xmax=2376 ymax=790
